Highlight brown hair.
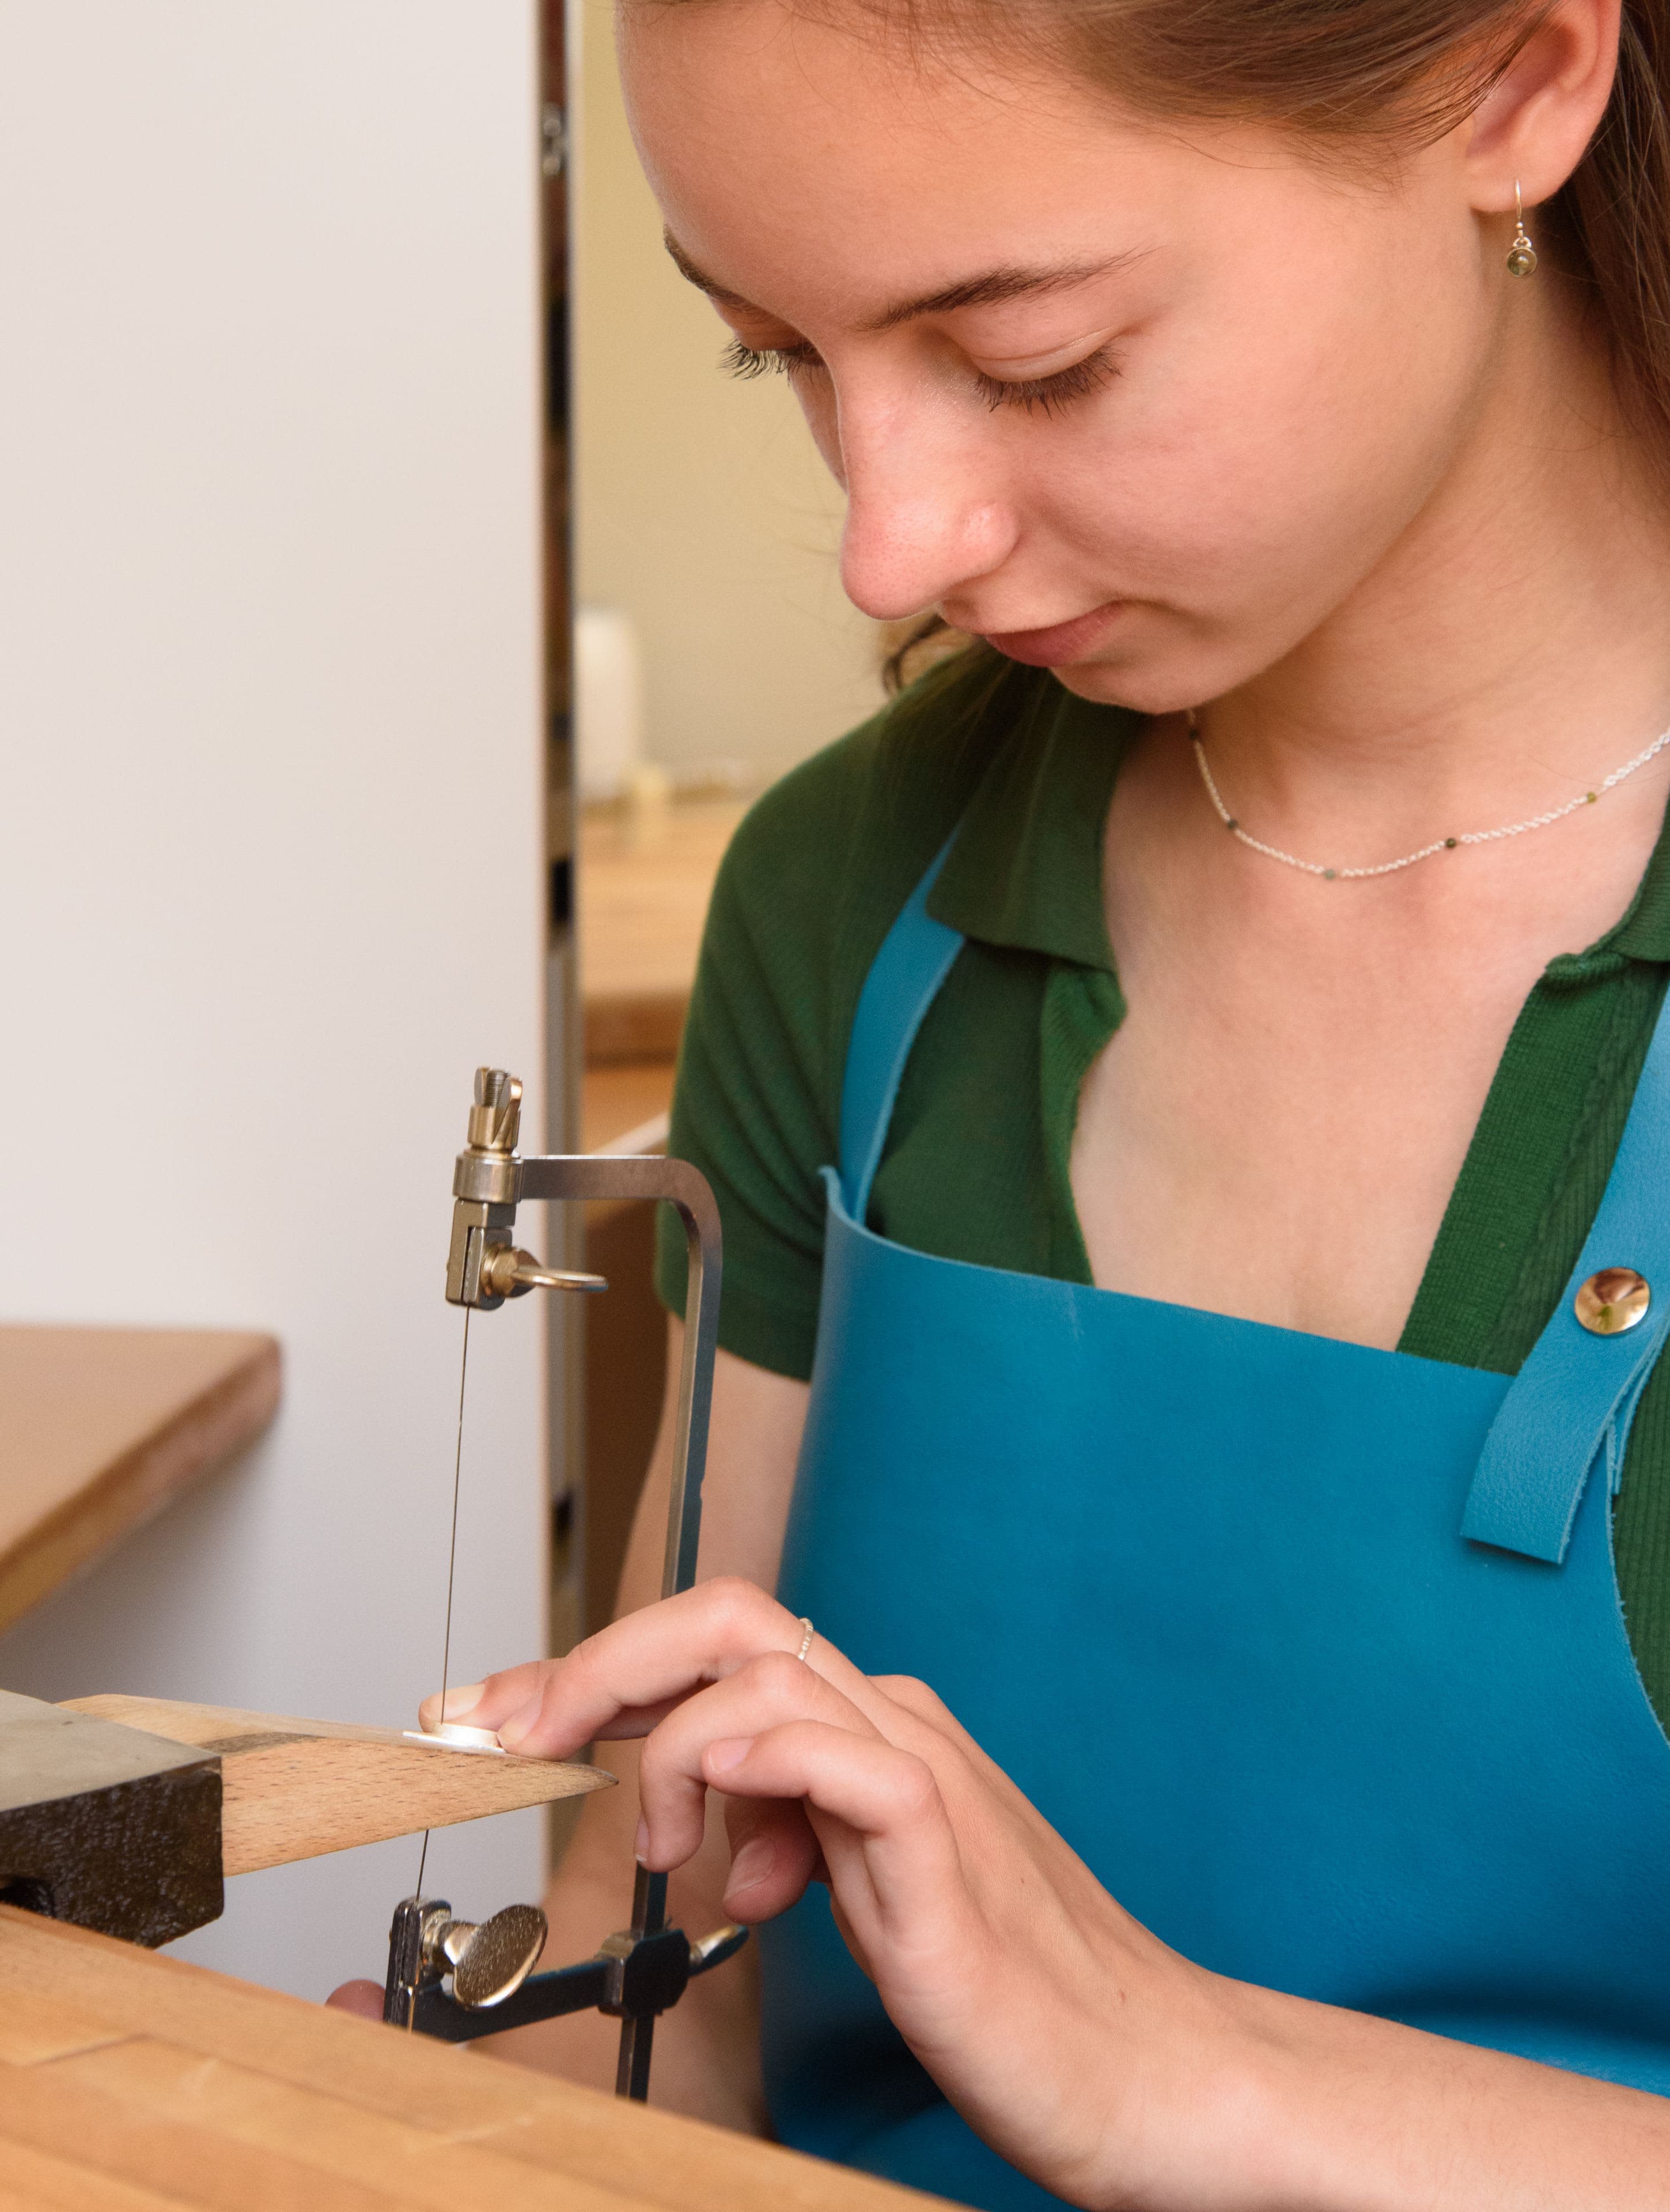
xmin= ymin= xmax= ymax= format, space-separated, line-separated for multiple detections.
xmin=842 ymin=0 xmax=1670 ymax=688
xmin=1001 ymin=3 xmax=1670 ymax=434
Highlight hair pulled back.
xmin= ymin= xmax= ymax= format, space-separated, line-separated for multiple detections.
xmin=951 ymin=1 xmax=1670 ymax=448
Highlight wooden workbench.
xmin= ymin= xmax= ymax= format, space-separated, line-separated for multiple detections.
xmin=0 ymin=1906 xmax=940 ymax=2211
xmin=0 ymin=1327 xmax=281 ymax=1634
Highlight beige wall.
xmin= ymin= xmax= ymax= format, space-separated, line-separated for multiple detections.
xmin=0 ymin=0 xmax=548 ymax=1998
xmin=574 ymin=0 xmax=884 ymax=785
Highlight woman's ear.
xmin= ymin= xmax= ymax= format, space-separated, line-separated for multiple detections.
xmin=1463 ymin=0 xmax=1622 ymax=213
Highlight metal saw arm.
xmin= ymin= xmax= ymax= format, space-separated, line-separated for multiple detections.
xmin=385 ymin=1893 xmax=747 ymax=2044
xmin=394 ymin=1067 xmax=732 ymax=2099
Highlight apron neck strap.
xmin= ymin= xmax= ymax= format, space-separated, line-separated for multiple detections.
xmin=839 ymin=840 xmax=965 ymax=1219
xmin=1464 ymin=975 xmax=1670 ymax=1562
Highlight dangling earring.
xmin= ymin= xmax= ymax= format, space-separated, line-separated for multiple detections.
xmin=1506 ymin=180 xmax=1538 ymax=278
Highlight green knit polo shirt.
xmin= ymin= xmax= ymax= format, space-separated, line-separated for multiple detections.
xmin=657 ymin=648 xmax=1670 ymax=1726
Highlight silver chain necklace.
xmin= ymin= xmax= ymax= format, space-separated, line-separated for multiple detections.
xmin=1189 ymin=712 xmax=1670 ymax=882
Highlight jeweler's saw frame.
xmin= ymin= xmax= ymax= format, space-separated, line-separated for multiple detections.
xmin=383 ymin=1067 xmax=739 ymax=2100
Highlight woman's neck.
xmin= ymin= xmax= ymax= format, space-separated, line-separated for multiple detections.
xmin=1201 ymin=282 xmax=1670 ymax=853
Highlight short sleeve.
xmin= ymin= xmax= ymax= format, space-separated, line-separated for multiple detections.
xmin=653 ymin=657 xmax=1019 ymax=1377
xmin=652 ymin=754 xmax=851 ymax=1377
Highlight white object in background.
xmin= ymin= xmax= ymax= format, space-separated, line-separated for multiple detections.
xmin=576 ymin=604 xmax=646 ymax=800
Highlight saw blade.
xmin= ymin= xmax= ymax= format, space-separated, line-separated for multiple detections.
xmin=408 ymin=1302 xmax=474 ymax=2022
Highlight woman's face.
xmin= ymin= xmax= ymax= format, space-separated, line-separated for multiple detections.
xmin=621 ymin=2 xmax=1510 ymax=711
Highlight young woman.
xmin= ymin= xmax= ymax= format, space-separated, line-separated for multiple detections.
xmin=418 ymin=1 xmax=1670 ymax=2202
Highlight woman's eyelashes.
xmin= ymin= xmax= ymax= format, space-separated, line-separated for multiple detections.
xmin=972 ymin=346 xmax=1119 ymax=416
xmin=722 ymin=337 xmax=822 ymax=382
xmin=721 ymin=336 xmax=1119 ymax=416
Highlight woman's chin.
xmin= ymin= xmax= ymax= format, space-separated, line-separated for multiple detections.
xmin=1039 ymin=619 xmax=1267 ymax=719
xmin=1044 ymin=653 xmax=1207 ymax=717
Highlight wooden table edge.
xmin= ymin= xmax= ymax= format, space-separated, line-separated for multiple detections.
xmin=0 ymin=1334 xmax=281 ymax=1635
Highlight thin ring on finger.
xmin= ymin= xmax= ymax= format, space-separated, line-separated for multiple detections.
xmin=637 ymin=1649 xmax=888 ymax=1867
xmin=795 ymin=1618 xmax=815 ymax=1664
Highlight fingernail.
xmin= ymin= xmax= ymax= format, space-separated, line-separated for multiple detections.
xmin=707 ymin=1736 xmax=755 ymax=1774
xmin=634 ymin=1818 xmax=650 ymax=1865
xmin=440 ymin=1683 xmax=484 ymax=1718
xmin=727 ymin=1836 xmax=776 ymax=1893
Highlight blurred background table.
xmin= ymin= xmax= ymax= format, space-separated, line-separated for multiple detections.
xmin=0 ymin=1327 xmax=280 ymax=1634
xmin=580 ymin=795 xmax=747 ymax=1081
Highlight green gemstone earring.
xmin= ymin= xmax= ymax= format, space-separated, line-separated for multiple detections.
xmin=1506 ymin=180 xmax=1538 ymax=278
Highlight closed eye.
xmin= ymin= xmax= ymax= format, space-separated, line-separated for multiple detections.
xmin=722 ymin=335 xmax=1118 ymax=418
xmin=722 ymin=338 xmax=824 ymax=381
xmin=973 ymin=346 xmax=1119 ymax=416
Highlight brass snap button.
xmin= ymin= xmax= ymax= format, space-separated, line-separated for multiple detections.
xmin=1574 ymin=1267 xmax=1652 ymax=1335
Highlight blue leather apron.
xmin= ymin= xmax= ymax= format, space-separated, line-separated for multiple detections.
xmin=759 ymin=847 xmax=1670 ymax=2210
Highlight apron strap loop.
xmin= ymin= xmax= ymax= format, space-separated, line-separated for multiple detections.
xmin=839 ymin=840 xmax=965 ymax=1221
xmin=1463 ymin=979 xmax=1670 ymax=1563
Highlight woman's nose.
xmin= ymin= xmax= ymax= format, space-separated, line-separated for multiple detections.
xmin=837 ymin=417 xmax=1020 ymax=623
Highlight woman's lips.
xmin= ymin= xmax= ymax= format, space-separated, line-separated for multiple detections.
xmin=975 ymin=600 xmax=1123 ymax=668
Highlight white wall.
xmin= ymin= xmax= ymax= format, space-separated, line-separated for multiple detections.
xmin=573 ymin=0 xmax=883 ymax=783
xmin=0 ymin=1 xmax=552 ymax=1999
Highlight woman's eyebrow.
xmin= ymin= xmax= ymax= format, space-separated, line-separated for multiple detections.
xmin=662 ymin=232 xmax=1145 ymax=329
xmin=858 ymin=255 xmax=1145 ymax=329
xmin=664 ymin=232 xmax=751 ymax=308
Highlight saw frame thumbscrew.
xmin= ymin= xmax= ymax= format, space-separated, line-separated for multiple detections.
xmin=444 ymin=1071 xmax=609 ymax=1312
xmin=476 ymin=1245 xmax=606 ymax=1300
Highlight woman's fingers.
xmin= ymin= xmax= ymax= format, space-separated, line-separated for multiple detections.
xmin=701 ymin=1719 xmax=967 ymax=1942
xmin=721 ymin=1793 xmax=827 ymax=1920
xmin=413 ymin=1581 xmax=801 ymax=1751
xmin=636 ymin=1648 xmax=887 ymax=1866
xmin=502 ymin=1580 xmax=800 ymax=1755
xmin=417 ymin=1663 xmax=545 ymax=1736
xmin=501 ymin=1580 xmax=878 ymax=1758
xmin=418 ymin=1581 xmax=928 ymax=1766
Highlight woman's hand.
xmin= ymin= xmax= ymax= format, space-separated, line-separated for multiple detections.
xmin=433 ymin=1582 xmax=1670 ymax=2212
xmin=424 ymin=1580 xmax=1259 ymax=2208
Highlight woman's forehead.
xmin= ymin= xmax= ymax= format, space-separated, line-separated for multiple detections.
xmin=620 ymin=0 xmax=1120 ymax=158
xmin=619 ymin=4 xmax=1234 ymax=324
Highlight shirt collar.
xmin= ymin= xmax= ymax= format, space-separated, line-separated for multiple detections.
xmin=1598 ymin=784 xmax=1670 ymax=967
xmin=927 ymin=675 xmax=1133 ymax=971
